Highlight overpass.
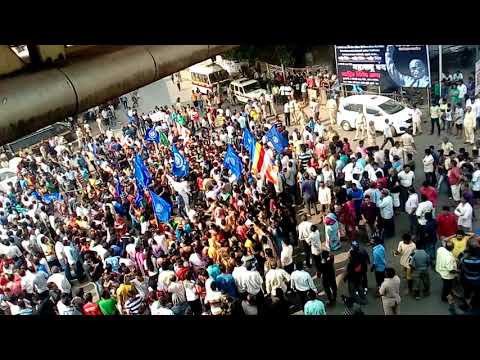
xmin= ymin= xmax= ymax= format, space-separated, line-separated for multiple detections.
xmin=0 ymin=45 xmax=238 ymax=145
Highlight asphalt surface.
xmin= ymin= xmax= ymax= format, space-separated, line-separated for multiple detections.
xmin=105 ymin=76 xmax=476 ymax=315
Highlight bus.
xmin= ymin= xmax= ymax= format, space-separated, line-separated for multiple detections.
xmin=189 ymin=63 xmax=231 ymax=95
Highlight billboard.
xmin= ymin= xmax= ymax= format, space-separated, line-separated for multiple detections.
xmin=335 ymin=45 xmax=431 ymax=91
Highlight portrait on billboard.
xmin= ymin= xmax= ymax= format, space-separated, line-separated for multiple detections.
xmin=335 ymin=45 xmax=431 ymax=91
xmin=385 ymin=45 xmax=430 ymax=87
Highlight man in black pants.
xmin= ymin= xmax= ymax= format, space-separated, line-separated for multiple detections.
xmin=430 ymin=102 xmax=441 ymax=135
xmin=380 ymin=119 xmax=395 ymax=149
xmin=317 ymin=250 xmax=338 ymax=304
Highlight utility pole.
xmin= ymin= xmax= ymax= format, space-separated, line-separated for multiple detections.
xmin=439 ymin=45 xmax=443 ymax=97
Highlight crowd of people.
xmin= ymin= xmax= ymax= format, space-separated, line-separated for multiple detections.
xmin=1 ymin=63 xmax=480 ymax=316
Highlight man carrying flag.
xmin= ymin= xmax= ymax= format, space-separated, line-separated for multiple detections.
xmin=134 ymin=154 xmax=152 ymax=189
xmin=144 ymin=128 xmax=160 ymax=143
xmin=242 ymin=128 xmax=256 ymax=160
xmin=266 ymin=125 xmax=288 ymax=154
xmin=223 ymin=144 xmax=243 ymax=180
xmin=172 ymin=144 xmax=189 ymax=178
xmin=149 ymin=190 xmax=172 ymax=223
xmin=159 ymin=131 xmax=170 ymax=146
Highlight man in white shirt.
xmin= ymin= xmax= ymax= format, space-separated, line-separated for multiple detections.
xmin=423 ymin=148 xmax=435 ymax=186
xmin=472 ymin=163 xmax=480 ymax=199
xmin=232 ymin=260 xmax=248 ymax=295
xmin=326 ymin=96 xmax=337 ymax=126
xmin=310 ymin=99 xmax=320 ymax=122
xmin=405 ymin=188 xmax=419 ymax=235
xmin=297 ymin=215 xmax=312 ymax=268
xmin=397 ymin=165 xmax=415 ymax=210
xmin=47 ymin=266 xmax=72 ymax=294
xmin=436 ymin=241 xmax=457 ymax=302
xmin=342 ymin=161 xmax=355 ymax=183
xmin=457 ymin=80 xmax=467 ymax=107
xmin=244 ymin=262 xmax=264 ymax=308
xmin=265 ymin=260 xmax=291 ymax=296
xmin=412 ymin=105 xmax=423 ymax=136
xmin=354 ymin=112 xmax=366 ymax=141
xmin=455 ymin=197 xmax=473 ymax=232
xmin=380 ymin=119 xmax=394 ymax=149
xmin=317 ymin=181 xmax=332 ymax=214
xmin=415 ymin=194 xmax=434 ymax=246
xmin=464 ymin=106 xmax=476 ymax=145
xmin=466 ymin=95 xmax=480 ymax=130
xmin=290 ymin=262 xmax=317 ymax=305
xmin=378 ymin=189 xmax=395 ymax=237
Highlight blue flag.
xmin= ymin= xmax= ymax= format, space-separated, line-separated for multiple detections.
xmin=266 ymin=125 xmax=288 ymax=154
xmin=223 ymin=145 xmax=243 ymax=179
xmin=145 ymin=128 xmax=160 ymax=143
xmin=150 ymin=191 xmax=172 ymax=223
xmin=134 ymin=180 xmax=144 ymax=208
xmin=172 ymin=145 xmax=189 ymax=178
xmin=42 ymin=193 xmax=63 ymax=204
xmin=242 ymin=128 xmax=256 ymax=160
xmin=134 ymin=154 xmax=152 ymax=190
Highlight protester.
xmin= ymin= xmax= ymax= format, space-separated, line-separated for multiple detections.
xmin=3 ymin=64 xmax=479 ymax=317
xmin=379 ymin=267 xmax=401 ymax=315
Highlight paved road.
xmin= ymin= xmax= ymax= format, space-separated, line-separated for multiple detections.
xmin=105 ymin=77 xmax=475 ymax=315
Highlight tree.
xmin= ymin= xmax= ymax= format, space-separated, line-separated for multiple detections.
xmin=273 ymin=45 xmax=295 ymax=67
xmin=222 ymin=45 xmax=297 ymax=67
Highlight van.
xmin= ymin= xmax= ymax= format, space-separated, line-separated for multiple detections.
xmin=189 ymin=63 xmax=231 ymax=95
xmin=229 ymin=78 xmax=268 ymax=103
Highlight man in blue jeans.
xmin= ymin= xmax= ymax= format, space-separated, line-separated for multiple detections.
xmin=424 ymin=212 xmax=438 ymax=267
xmin=301 ymin=174 xmax=318 ymax=216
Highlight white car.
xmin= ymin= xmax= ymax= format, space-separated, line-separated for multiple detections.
xmin=337 ymin=95 xmax=413 ymax=136
xmin=0 ymin=168 xmax=17 ymax=193
xmin=229 ymin=78 xmax=268 ymax=103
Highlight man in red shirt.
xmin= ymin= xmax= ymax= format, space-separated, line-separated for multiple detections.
xmin=448 ymin=160 xmax=461 ymax=201
xmin=82 ymin=293 xmax=102 ymax=316
xmin=436 ymin=206 xmax=458 ymax=241
xmin=420 ymin=181 xmax=438 ymax=207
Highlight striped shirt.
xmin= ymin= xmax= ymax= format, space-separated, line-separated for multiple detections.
xmin=298 ymin=151 xmax=312 ymax=171
xmin=125 ymin=295 xmax=144 ymax=315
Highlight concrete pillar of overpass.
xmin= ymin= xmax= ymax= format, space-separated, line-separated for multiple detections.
xmin=27 ymin=45 xmax=66 ymax=65
xmin=0 ymin=46 xmax=25 ymax=76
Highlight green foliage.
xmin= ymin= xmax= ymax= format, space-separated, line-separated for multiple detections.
xmin=222 ymin=45 xmax=297 ymax=67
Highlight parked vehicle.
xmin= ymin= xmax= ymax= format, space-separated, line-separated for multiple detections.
xmin=337 ymin=95 xmax=413 ymax=136
xmin=190 ymin=63 xmax=231 ymax=95
xmin=229 ymin=78 xmax=268 ymax=103
xmin=1 ymin=122 xmax=74 ymax=154
xmin=0 ymin=168 xmax=17 ymax=193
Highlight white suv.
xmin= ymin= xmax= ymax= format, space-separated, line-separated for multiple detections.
xmin=229 ymin=78 xmax=268 ymax=103
xmin=337 ymin=95 xmax=413 ymax=136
